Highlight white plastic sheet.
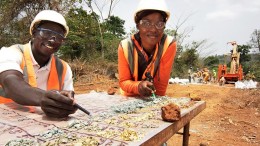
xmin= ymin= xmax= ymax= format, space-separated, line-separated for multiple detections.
xmin=235 ymin=80 xmax=258 ymax=89
xmin=168 ymin=77 xmax=189 ymax=85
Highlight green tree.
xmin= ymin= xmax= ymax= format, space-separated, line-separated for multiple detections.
xmin=237 ymin=44 xmax=251 ymax=73
xmin=60 ymin=8 xmax=100 ymax=61
xmin=103 ymin=16 xmax=125 ymax=38
xmin=249 ymin=29 xmax=260 ymax=52
xmin=102 ymin=16 xmax=125 ymax=61
xmin=60 ymin=7 xmax=125 ymax=62
xmin=81 ymin=0 xmax=121 ymax=58
xmin=181 ymin=48 xmax=199 ymax=67
xmin=171 ymin=48 xmax=199 ymax=78
xmin=0 ymin=0 xmax=76 ymax=48
xmin=204 ymin=56 xmax=219 ymax=68
xmin=237 ymin=45 xmax=251 ymax=64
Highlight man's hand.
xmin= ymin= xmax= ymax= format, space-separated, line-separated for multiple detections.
xmin=40 ymin=90 xmax=77 ymax=118
xmin=138 ymin=81 xmax=156 ymax=97
xmin=59 ymin=90 xmax=75 ymax=100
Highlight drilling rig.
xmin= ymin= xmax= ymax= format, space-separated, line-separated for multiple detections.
xmin=217 ymin=41 xmax=243 ymax=83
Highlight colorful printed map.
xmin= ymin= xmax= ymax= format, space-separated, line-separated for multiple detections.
xmin=0 ymin=91 xmax=200 ymax=146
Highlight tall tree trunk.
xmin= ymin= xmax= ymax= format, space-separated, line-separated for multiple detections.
xmin=85 ymin=0 xmax=105 ymax=58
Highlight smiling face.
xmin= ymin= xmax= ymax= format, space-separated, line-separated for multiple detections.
xmin=137 ymin=12 xmax=165 ymax=53
xmin=31 ymin=21 xmax=65 ymax=62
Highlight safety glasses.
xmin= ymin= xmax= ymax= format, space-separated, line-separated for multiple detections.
xmin=37 ymin=28 xmax=65 ymax=44
xmin=139 ymin=20 xmax=165 ymax=30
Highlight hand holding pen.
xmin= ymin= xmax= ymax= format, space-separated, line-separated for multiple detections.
xmin=40 ymin=90 xmax=77 ymax=118
xmin=55 ymin=91 xmax=91 ymax=116
xmin=145 ymin=72 xmax=157 ymax=98
xmin=137 ymin=72 xmax=157 ymax=97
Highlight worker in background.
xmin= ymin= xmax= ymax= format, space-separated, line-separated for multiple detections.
xmin=118 ymin=0 xmax=177 ymax=97
xmin=219 ymin=76 xmax=226 ymax=86
xmin=212 ymin=69 xmax=217 ymax=83
xmin=188 ymin=66 xmax=193 ymax=83
xmin=245 ymin=71 xmax=256 ymax=80
xmin=0 ymin=10 xmax=77 ymax=118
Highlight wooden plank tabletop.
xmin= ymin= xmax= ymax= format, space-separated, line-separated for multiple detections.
xmin=139 ymin=101 xmax=206 ymax=146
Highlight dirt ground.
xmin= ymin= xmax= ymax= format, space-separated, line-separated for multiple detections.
xmin=74 ymin=75 xmax=260 ymax=146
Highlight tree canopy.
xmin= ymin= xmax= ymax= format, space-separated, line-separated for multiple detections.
xmin=0 ymin=0 xmax=259 ymax=81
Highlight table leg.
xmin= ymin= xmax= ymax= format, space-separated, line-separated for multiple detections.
xmin=182 ymin=122 xmax=190 ymax=146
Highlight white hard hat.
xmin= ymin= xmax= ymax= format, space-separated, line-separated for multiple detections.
xmin=30 ymin=10 xmax=69 ymax=37
xmin=134 ymin=0 xmax=170 ymax=23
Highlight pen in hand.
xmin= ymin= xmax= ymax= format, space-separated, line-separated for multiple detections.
xmin=74 ymin=103 xmax=91 ymax=115
xmin=55 ymin=91 xmax=91 ymax=116
xmin=145 ymin=72 xmax=157 ymax=98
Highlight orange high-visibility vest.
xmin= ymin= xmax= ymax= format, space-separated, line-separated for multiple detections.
xmin=121 ymin=34 xmax=174 ymax=81
xmin=119 ymin=34 xmax=176 ymax=96
xmin=0 ymin=43 xmax=67 ymax=104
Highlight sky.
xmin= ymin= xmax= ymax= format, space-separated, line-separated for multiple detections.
xmin=110 ymin=0 xmax=260 ymax=56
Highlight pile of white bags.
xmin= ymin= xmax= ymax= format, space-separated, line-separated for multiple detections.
xmin=235 ymin=80 xmax=258 ymax=89
xmin=169 ymin=77 xmax=189 ymax=85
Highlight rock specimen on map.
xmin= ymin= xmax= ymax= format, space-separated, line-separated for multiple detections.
xmin=161 ymin=103 xmax=181 ymax=122
xmin=107 ymin=87 xmax=116 ymax=95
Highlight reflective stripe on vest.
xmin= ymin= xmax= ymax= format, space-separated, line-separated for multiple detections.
xmin=121 ymin=34 xmax=174 ymax=81
xmin=0 ymin=44 xmax=67 ymax=102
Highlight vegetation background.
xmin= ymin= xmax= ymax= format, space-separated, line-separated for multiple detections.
xmin=0 ymin=0 xmax=259 ymax=81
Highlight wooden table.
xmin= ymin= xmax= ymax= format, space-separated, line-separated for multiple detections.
xmin=138 ymin=101 xmax=205 ymax=146
xmin=0 ymin=92 xmax=206 ymax=146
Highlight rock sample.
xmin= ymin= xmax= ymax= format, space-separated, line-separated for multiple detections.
xmin=161 ymin=103 xmax=181 ymax=122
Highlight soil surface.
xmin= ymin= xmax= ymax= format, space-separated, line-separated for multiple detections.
xmin=74 ymin=75 xmax=259 ymax=146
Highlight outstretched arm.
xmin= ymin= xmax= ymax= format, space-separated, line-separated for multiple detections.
xmin=0 ymin=70 xmax=77 ymax=118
